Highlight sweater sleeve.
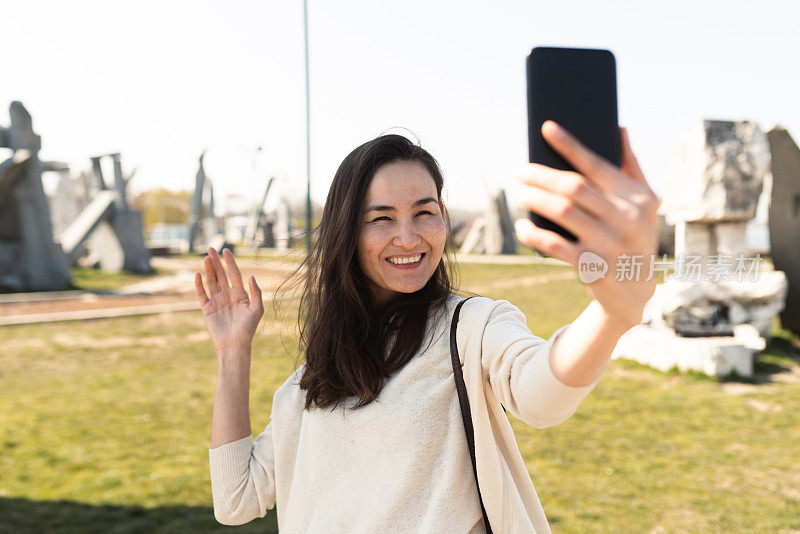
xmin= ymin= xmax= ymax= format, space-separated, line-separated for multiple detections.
xmin=208 ymin=422 xmax=276 ymax=525
xmin=480 ymin=299 xmax=609 ymax=429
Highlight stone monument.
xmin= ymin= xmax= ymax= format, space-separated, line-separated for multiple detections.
xmin=245 ymin=176 xmax=294 ymax=250
xmin=766 ymin=125 xmax=800 ymax=335
xmin=611 ymin=120 xmax=788 ymax=378
xmin=56 ymin=153 xmax=152 ymax=273
xmin=0 ymin=101 xmax=72 ymax=291
xmin=459 ymin=188 xmax=516 ymax=255
xmin=188 ymin=152 xmax=228 ymax=253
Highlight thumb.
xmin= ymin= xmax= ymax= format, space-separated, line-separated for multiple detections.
xmin=248 ymin=275 xmax=264 ymax=316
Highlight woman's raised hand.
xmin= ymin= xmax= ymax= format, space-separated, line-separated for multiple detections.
xmin=194 ymin=248 xmax=264 ymax=358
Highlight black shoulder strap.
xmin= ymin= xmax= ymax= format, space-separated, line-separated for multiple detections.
xmin=450 ymin=296 xmax=493 ymax=533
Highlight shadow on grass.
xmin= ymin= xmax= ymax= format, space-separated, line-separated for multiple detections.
xmin=763 ymin=334 xmax=800 ymax=363
xmin=748 ymin=330 xmax=800 ymax=382
xmin=0 ymin=497 xmax=279 ymax=534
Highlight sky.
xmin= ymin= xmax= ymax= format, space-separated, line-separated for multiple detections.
xmin=1 ymin=0 xmax=798 ymax=213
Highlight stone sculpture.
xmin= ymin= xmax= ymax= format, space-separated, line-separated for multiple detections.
xmin=766 ymin=125 xmax=800 ymax=335
xmin=0 ymin=101 xmax=72 ymax=291
xmin=57 ymin=153 xmax=152 ymax=273
xmin=459 ymin=188 xmax=516 ymax=255
xmin=245 ymin=175 xmax=293 ymax=251
xmin=188 ymin=152 xmax=227 ymax=253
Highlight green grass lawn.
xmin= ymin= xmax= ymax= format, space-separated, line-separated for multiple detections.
xmin=0 ymin=267 xmax=165 ymax=295
xmin=1 ymin=261 xmax=798 ymax=533
xmin=70 ymin=266 xmax=167 ymax=292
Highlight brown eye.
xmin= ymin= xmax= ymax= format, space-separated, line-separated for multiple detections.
xmin=371 ymin=216 xmax=391 ymax=222
xmin=416 ymin=210 xmax=433 ymax=216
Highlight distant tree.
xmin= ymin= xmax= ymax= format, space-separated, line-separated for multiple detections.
xmin=131 ymin=188 xmax=193 ymax=234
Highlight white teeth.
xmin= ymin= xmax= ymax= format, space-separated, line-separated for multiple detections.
xmin=388 ymin=254 xmax=422 ymax=265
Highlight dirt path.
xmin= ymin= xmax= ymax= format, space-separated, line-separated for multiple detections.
xmin=0 ymin=260 xmax=298 ymax=325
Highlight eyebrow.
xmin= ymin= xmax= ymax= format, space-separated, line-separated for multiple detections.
xmin=365 ymin=197 xmax=438 ymax=213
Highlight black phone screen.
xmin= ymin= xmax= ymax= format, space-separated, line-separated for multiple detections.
xmin=526 ymin=46 xmax=620 ymax=242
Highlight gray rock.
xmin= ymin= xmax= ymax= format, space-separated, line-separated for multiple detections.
xmin=766 ymin=125 xmax=800 ymax=335
xmin=188 ymin=152 xmax=224 ymax=253
xmin=459 ymin=188 xmax=516 ymax=255
xmin=0 ymin=102 xmax=71 ymax=291
xmin=643 ymin=272 xmax=787 ymax=339
xmin=664 ymin=120 xmax=771 ymax=224
xmin=8 ymin=101 xmax=42 ymax=152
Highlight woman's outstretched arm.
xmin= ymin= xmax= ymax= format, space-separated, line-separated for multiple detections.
xmin=545 ymin=299 xmax=633 ymax=387
xmin=478 ymin=299 xmax=610 ymax=429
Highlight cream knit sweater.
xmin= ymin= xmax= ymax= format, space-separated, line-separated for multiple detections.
xmin=208 ymin=294 xmax=608 ymax=532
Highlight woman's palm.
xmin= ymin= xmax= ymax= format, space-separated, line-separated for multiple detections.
xmin=202 ymin=286 xmax=260 ymax=351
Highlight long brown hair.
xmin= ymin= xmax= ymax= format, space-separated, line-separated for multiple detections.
xmin=288 ymin=133 xmax=459 ymax=411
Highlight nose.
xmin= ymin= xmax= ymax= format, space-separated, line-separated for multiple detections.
xmin=392 ymin=219 xmax=422 ymax=249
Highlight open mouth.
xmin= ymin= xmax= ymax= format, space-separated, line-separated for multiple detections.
xmin=386 ymin=252 xmax=425 ymax=268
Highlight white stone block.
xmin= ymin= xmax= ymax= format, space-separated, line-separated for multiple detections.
xmin=611 ymin=324 xmax=757 ymax=377
xmin=714 ymin=221 xmax=750 ymax=257
xmin=675 ymin=221 xmax=714 ymax=257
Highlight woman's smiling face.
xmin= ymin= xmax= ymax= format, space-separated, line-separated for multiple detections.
xmin=357 ymin=160 xmax=447 ymax=304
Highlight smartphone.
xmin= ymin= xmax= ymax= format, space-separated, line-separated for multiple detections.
xmin=526 ymin=46 xmax=620 ymax=243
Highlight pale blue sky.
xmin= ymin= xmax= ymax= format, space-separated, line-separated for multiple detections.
xmin=2 ymin=0 xmax=798 ymax=210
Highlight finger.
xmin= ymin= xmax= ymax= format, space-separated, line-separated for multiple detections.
xmin=514 ymin=218 xmax=580 ymax=266
xmin=515 ymin=163 xmax=620 ymax=221
xmin=208 ymin=247 xmax=230 ymax=289
xmin=516 ymin=184 xmax=619 ymax=247
xmin=619 ymin=126 xmax=647 ymax=183
xmin=541 ymin=120 xmax=624 ymax=192
xmin=204 ymin=255 xmax=220 ymax=294
xmin=194 ymin=271 xmax=209 ymax=306
xmin=223 ymin=248 xmax=244 ymax=290
xmin=248 ymin=275 xmax=264 ymax=316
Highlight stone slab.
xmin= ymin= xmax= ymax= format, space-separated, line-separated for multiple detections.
xmin=57 ymin=190 xmax=117 ymax=261
xmin=612 ymin=323 xmax=762 ymax=377
xmin=767 ymin=125 xmax=800 ymax=335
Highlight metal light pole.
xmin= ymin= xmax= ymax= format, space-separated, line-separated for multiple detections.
xmin=303 ymin=0 xmax=312 ymax=252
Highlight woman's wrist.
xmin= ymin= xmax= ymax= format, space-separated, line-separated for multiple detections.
xmin=593 ymin=299 xmax=642 ymax=334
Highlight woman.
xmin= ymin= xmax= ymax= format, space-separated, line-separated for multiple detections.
xmin=196 ymin=121 xmax=659 ymax=532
